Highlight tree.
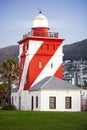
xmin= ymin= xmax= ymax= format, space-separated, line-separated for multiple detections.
xmin=1 ymin=57 xmax=19 ymax=109
xmin=0 ymin=82 xmax=8 ymax=107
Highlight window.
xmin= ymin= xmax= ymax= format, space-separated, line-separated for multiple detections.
xmin=23 ymin=45 xmax=25 ymax=52
xmin=31 ymin=96 xmax=34 ymax=111
xmin=49 ymin=97 xmax=56 ymax=109
xmin=19 ymin=96 xmax=21 ymax=110
xmin=65 ymin=97 xmax=72 ymax=109
xmin=53 ymin=44 xmax=55 ymax=50
xmin=23 ymin=44 xmax=28 ymax=52
xmin=50 ymin=44 xmax=55 ymax=50
xmin=51 ymin=63 xmax=53 ymax=68
xmin=44 ymin=44 xmax=49 ymax=50
xmin=36 ymin=96 xmax=38 ymax=108
xmin=38 ymin=61 xmax=42 ymax=68
xmin=25 ymin=44 xmax=28 ymax=51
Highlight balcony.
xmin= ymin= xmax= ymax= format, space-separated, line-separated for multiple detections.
xmin=23 ymin=31 xmax=58 ymax=39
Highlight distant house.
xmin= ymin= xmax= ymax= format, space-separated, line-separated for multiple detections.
xmin=81 ymin=89 xmax=87 ymax=111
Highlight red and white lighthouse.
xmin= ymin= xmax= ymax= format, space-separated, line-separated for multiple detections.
xmin=11 ymin=12 xmax=81 ymax=112
xmin=18 ymin=11 xmax=64 ymax=91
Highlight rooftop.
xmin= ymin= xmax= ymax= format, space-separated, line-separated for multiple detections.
xmin=29 ymin=76 xmax=80 ymax=91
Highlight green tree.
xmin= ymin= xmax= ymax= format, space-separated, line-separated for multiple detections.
xmin=1 ymin=57 xmax=19 ymax=109
xmin=0 ymin=82 xmax=8 ymax=107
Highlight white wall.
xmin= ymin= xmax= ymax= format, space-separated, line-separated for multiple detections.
xmin=12 ymin=89 xmax=81 ymax=111
xmin=40 ymin=90 xmax=81 ymax=112
xmin=29 ymin=91 xmax=41 ymax=111
xmin=20 ymin=90 xmax=30 ymax=110
xmin=12 ymin=90 xmax=41 ymax=111
xmin=11 ymin=91 xmax=19 ymax=109
xmin=11 ymin=90 xmax=30 ymax=110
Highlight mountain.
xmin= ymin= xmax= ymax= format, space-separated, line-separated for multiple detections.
xmin=63 ymin=39 xmax=87 ymax=61
xmin=0 ymin=39 xmax=87 ymax=68
xmin=0 ymin=45 xmax=19 ymax=67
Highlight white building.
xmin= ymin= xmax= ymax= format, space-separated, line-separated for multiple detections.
xmin=12 ymin=76 xmax=81 ymax=111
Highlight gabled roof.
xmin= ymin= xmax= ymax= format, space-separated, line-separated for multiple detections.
xmin=29 ymin=76 xmax=80 ymax=91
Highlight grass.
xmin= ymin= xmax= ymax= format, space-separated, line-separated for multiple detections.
xmin=0 ymin=111 xmax=87 ymax=130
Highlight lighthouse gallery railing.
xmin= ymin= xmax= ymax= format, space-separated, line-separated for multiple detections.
xmin=23 ymin=31 xmax=58 ymax=39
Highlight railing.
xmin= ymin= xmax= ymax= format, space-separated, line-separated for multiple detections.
xmin=23 ymin=31 xmax=58 ymax=39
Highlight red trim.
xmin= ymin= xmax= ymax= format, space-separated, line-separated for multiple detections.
xmin=19 ymin=55 xmax=26 ymax=87
xmin=18 ymin=36 xmax=64 ymax=44
xmin=19 ymin=41 xmax=29 ymax=88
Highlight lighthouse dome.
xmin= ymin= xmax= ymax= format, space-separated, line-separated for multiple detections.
xmin=32 ymin=12 xmax=48 ymax=28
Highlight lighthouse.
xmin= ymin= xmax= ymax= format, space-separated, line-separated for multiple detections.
xmin=11 ymin=12 xmax=81 ymax=112
xmin=18 ymin=11 xmax=64 ymax=91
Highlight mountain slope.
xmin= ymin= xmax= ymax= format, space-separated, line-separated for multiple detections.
xmin=0 ymin=45 xmax=19 ymax=66
xmin=63 ymin=39 xmax=87 ymax=60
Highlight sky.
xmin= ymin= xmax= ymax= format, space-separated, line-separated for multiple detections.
xmin=0 ymin=0 xmax=87 ymax=48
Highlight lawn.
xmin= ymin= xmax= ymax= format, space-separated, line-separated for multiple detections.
xmin=0 ymin=111 xmax=87 ymax=130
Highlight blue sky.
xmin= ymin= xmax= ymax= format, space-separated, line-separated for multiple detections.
xmin=0 ymin=0 xmax=87 ymax=48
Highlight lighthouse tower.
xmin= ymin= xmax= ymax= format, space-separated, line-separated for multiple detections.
xmin=11 ymin=12 xmax=81 ymax=112
xmin=18 ymin=11 xmax=64 ymax=91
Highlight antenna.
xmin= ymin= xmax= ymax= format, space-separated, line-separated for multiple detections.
xmin=38 ymin=8 xmax=42 ymax=14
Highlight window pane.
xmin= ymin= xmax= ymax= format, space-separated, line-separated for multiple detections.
xmin=49 ymin=97 xmax=56 ymax=109
xmin=51 ymin=63 xmax=53 ymax=68
xmin=65 ymin=97 xmax=71 ymax=109
xmin=38 ymin=61 xmax=42 ymax=68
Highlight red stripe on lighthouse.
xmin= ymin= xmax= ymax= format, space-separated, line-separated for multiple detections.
xmin=54 ymin=64 xmax=63 ymax=79
xmin=24 ymin=40 xmax=62 ymax=90
xmin=19 ymin=53 xmax=26 ymax=87
xmin=19 ymin=40 xmax=43 ymax=91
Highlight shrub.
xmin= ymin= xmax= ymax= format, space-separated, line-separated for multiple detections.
xmin=2 ymin=103 xmax=16 ymax=110
xmin=10 ymin=104 xmax=17 ymax=110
